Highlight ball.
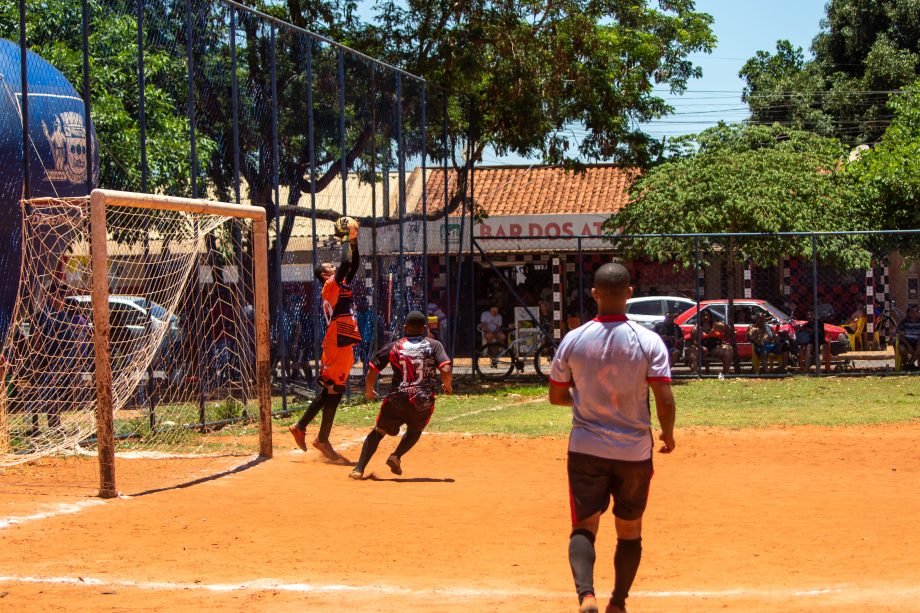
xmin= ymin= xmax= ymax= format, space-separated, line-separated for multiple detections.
xmin=334 ymin=216 xmax=358 ymax=238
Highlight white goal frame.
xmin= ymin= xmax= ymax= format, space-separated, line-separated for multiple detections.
xmin=84 ymin=189 xmax=272 ymax=497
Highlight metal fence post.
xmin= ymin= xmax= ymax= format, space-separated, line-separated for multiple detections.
xmin=19 ymin=0 xmax=30 ymax=199
xmin=306 ymin=37 xmax=321 ymax=383
xmin=811 ymin=234 xmax=821 ymax=376
xmin=577 ymin=237 xmax=584 ymax=322
xmin=270 ymin=23 xmax=287 ymax=410
xmin=421 ymin=84 xmax=429 ymax=312
xmin=396 ymin=72 xmax=406 ymax=329
xmin=694 ymin=236 xmax=703 ymax=379
xmin=443 ymin=93 xmax=452 ymax=358
xmin=81 ymin=0 xmax=93 ymax=196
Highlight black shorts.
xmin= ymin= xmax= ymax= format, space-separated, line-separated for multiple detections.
xmin=376 ymin=389 xmax=435 ymax=436
xmin=567 ymin=451 xmax=653 ymax=523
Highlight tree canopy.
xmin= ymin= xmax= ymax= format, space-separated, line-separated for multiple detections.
xmin=740 ymin=0 xmax=920 ymax=146
xmin=364 ymin=0 xmax=716 ymax=167
xmin=605 ymin=123 xmax=863 ymax=267
xmin=848 ymin=81 xmax=920 ymax=257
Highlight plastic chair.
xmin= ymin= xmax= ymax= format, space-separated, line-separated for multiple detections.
xmin=845 ymin=316 xmax=866 ymax=351
xmin=752 ymin=349 xmax=785 ymax=373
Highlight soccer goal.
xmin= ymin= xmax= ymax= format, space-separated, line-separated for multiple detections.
xmin=0 ymin=189 xmax=271 ymax=498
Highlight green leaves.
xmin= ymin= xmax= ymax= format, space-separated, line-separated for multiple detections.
xmin=607 ymin=123 xmax=866 ymax=268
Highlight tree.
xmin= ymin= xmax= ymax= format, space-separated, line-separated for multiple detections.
xmin=740 ymin=0 xmax=920 ymax=146
xmin=369 ymin=0 xmax=716 ymax=167
xmin=606 ymin=123 xmax=862 ymax=371
xmin=849 ymin=81 xmax=920 ymax=258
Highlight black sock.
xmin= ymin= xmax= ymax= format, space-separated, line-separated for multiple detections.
xmin=316 ymin=393 xmax=342 ymax=442
xmin=569 ymin=528 xmax=596 ymax=601
xmin=393 ymin=430 xmax=422 ymax=457
xmin=296 ymin=388 xmax=328 ymax=430
xmin=355 ymin=429 xmax=384 ymax=472
xmin=611 ymin=537 xmax=642 ymax=608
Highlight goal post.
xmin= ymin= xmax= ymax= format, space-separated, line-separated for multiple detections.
xmin=88 ymin=189 xmax=272 ymax=497
xmin=1 ymin=188 xmax=272 ymax=498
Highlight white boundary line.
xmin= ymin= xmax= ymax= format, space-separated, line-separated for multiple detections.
xmin=0 ymin=575 xmax=918 ymax=602
xmin=441 ymin=397 xmax=544 ymax=422
xmin=0 ymin=501 xmax=105 ymax=530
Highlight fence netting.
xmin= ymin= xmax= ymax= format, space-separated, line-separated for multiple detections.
xmin=473 ymin=232 xmax=920 ymax=378
xmin=1 ymin=196 xmax=258 ymax=496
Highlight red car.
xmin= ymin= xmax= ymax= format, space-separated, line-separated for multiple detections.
xmin=673 ymin=300 xmax=850 ymax=359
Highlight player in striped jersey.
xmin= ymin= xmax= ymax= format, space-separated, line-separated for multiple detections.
xmin=349 ymin=311 xmax=452 ymax=480
xmin=289 ymin=217 xmax=362 ymax=461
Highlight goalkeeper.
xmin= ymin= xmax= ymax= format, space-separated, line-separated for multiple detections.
xmin=289 ymin=217 xmax=362 ymax=461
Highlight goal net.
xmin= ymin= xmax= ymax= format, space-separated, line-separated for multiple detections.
xmin=0 ymin=189 xmax=270 ymax=497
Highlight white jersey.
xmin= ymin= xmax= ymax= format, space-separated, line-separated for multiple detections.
xmin=549 ymin=314 xmax=671 ymax=461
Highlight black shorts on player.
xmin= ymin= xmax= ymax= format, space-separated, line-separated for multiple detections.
xmin=376 ymin=388 xmax=435 ymax=436
xmin=567 ymin=451 xmax=653 ymax=523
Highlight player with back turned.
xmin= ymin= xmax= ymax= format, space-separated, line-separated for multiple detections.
xmin=289 ymin=216 xmax=362 ymax=461
xmin=349 ymin=310 xmax=452 ymax=480
xmin=549 ymin=262 xmax=677 ymax=613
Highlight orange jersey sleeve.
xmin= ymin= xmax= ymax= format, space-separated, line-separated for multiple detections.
xmin=321 ymin=278 xmax=340 ymax=322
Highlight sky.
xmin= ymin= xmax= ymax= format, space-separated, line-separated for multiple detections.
xmin=480 ymin=0 xmax=830 ymax=166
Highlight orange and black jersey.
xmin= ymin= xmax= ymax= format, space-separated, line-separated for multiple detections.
xmin=321 ymin=241 xmax=362 ymax=347
xmin=369 ymin=336 xmax=450 ymax=395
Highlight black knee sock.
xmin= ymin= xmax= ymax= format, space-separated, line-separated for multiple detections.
xmin=393 ymin=430 xmax=422 ymax=457
xmin=355 ymin=429 xmax=384 ymax=472
xmin=611 ymin=537 xmax=642 ymax=608
xmin=569 ymin=528 xmax=596 ymax=601
xmin=316 ymin=393 xmax=342 ymax=442
xmin=296 ymin=388 xmax=328 ymax=430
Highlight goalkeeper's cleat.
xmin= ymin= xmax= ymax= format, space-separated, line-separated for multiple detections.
xmin=289 ymin=425 xmax=307 ymax=452
xmin=312 ymin=438 xmax=342 ymax=462
xmin=578 ymin=594 xmax=599 ymax=613
xmin=348 ymin=468 xmax=364 ymax=480
xmin=386 ymin=454 xmax=402 ymax=476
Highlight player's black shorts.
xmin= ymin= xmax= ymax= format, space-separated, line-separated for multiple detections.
xmin=567 ymin=451 xmax=653 ymax=523
xmin=376 ymin=389 xmax=435 ymax=436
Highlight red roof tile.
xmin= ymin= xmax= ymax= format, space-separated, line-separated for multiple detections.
xmin=410 ymin=164 xmax=638 ymax=217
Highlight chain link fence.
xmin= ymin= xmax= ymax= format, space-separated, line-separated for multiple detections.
xmin=472 ymin=231 xmax=920 ymax=379
xmin=3 ymin=0 xmax=472 ymax=411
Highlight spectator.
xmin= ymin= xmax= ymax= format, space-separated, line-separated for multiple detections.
xmin=842 ymin=305 xmax=865 ymax=334
xmin=479 ymin=303 xmax=506 ymax=345
xmin=538 ymin=299 xmax=553 ymax=336
xmin=797 ymin=309 xmax=827 ymax=373
xmin=427 ymin=300 xmax=447 ymax=342
xmin=687 ymin=310 xmax=733 ymax=374
xmin=747 ymin=312 xmax=786 ymax=373
xmin=652 ymin=311 xmax=684 ymax=366
xmin=33 ymin=283 xmax=89 ymax=432
xmin=896 ymin=305 xmax=920 ymax=371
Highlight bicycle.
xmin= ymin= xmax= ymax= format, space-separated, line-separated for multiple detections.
xmin=872 ymin=299 xmax=903 ymax=350
xmin=472 ymin=327 xmax=556 ymax=381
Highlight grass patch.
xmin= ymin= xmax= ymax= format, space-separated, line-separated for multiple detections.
xmin=286 ymin=376 xmax=920 ymax=437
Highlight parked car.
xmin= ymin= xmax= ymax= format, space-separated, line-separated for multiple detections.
xmin=626 ymin=296 xmax=697 ymax=329
xmin=673 ymin=299 xmax=850 ymax=359
xmin=64 ymin=295 xmax=180 ymax=341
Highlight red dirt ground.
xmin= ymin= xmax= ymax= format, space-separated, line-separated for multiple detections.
xmin=1 ymin=423 xmax=919 ymax=612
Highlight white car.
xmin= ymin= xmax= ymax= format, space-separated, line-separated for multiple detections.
xmin=625 ymin=296 xmax=696 ymax=329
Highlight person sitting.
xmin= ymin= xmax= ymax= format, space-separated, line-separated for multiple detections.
xmin=747 ymin=311 xmax=786 ymax=373
xmin=842 ymin=306 xmax=866 ymax=334
xmin=797 ymin=310 xmax=827 ymax=373
xmin=479 ymin=303 xmax=506 ymax=345
xmin=896 ymin=305 xmax=920 ymax=371
xmin=653 ymin=311 xmax=684 ymax=366
xmin=687 ymin=310 xmax=733 ymax=374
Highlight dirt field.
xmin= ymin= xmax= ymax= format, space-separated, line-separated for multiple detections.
xmin=2 ymin=423 xmax=919 ymax=612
